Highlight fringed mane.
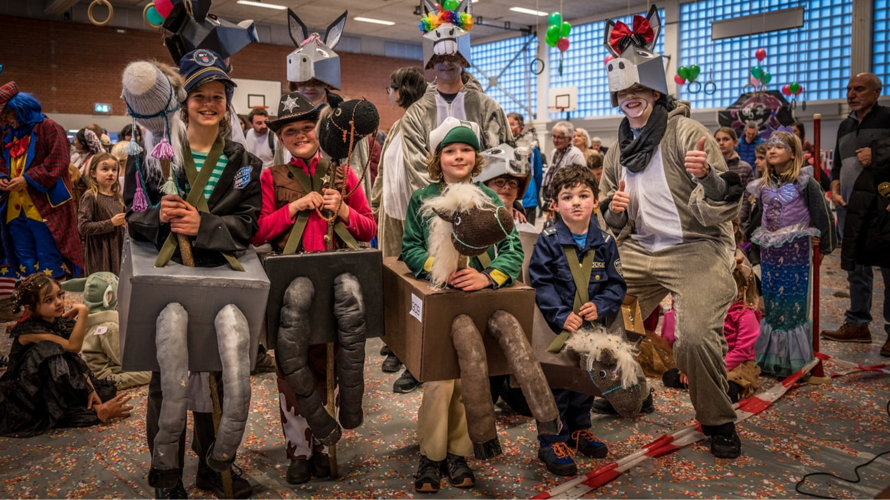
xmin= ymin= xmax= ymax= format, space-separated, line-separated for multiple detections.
xmin=420 ymin=183 xmax=494 ymax=289
xmin=565 ymin=326 xmax=643 ymax=390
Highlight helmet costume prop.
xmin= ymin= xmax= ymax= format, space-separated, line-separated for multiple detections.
xmin=475 ymin=143 xmax=532 ymax=199
xmin=604 ymin=5 xmax=666 ymax=107
xmin=287 ymin=9 xmax=347 ymax=90
xmin=419 ymin=0 xmax=474 ymax=69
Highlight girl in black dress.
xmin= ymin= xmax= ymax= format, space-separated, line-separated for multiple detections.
xmin=0 ymin=274 xmax=132 ymax=437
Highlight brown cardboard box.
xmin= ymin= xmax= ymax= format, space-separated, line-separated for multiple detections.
xmin=382 ymin=257 xmax=536 ymax=382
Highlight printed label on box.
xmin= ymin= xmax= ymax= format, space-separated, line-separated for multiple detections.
xmin=410 ymin=293 xmax=423 ymax=322
xmin=94 ymin=326 xmax=108 ymax=335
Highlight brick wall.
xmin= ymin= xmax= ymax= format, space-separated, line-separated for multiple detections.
xmin=0 ymin=15 xmax=420 ymax=129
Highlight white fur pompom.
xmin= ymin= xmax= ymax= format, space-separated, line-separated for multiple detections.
xmin=565 ymin=326 xmax=643 ymax=390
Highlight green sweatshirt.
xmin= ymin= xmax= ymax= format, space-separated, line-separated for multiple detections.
xmin=400 ymin=181 xmax=524 ymax=287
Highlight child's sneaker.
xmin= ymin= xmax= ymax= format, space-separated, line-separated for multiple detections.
xmin=568 ymin=430 xmax=608 ymax=458
xmin=414 ymin=455 xmax=443 ymax=493
xmin=538 ymin=442 xmax=577 ymax=476
xmin=444 ymin=453 xmax=475 ymax=488
xmin=710 ymin=431 xmax=742 ymax=459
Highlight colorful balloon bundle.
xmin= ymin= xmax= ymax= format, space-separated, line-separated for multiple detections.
xmin=748 ymin=48 xmax=772 ymax=87
xmin=674 ymin=65 xmax=700 ymax=85
xmin=781 ymin=82 xmax=805 ymax=97
xmin=545 ymin=12 xmax=572 ymax=52
xmin=144 ymin=0 xmax=173 ymax=27
xmin=418 ymin=0 xmax=474 ymax=33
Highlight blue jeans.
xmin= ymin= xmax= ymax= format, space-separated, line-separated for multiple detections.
xmin=7 ymin=212 xmax=65 ymax=278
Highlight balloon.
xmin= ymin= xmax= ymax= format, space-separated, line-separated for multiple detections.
xmin=761 ymin=72 xmax=772 ymax=85
xmin=674 ymin=75 xmax=686 ymax=85
xmin=154 ymin=0 xmax=174 ymax=18
xmin=548 ymin=12 xmax=562 ymax=27
xmin=794 ymin=84 xmax=804 ymax=95
xmin=790 ymin=82 xmax=801 ymax=94
xmin=687 ymin=64 xmax=701 ymax=82
xmin=604 ymin=55 xmax=615 ymax=65
xmin=146 ymin=6 xmax=164 ymax=25
xmin=443 ymin=0 xmax=459 ymax=9
xmin=751 ymin=66 xmax=764 ymax=79
xmin=546 ymin=25 xmax=560 ymax=44
xmin=677 ymin=66 xmax=689 ymax=80
xmin=560 ymin=21 xmax=572 ymax=38
xmin=781 ymin=84 xmax=792 ymax=96
xmin=749 ymin=76 xmax=761 ymax=87
xmin=755 ymin=48 xmax=767 ymax=61
xmin=557 ymin=37 xmax=570 ymax=52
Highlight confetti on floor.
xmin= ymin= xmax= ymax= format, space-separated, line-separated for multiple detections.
xmin=1 ymin=252 xmax=888 ymax=498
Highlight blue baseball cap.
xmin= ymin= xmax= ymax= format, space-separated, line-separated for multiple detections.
xmin=178 ymin=49 xmax=236 ymax=101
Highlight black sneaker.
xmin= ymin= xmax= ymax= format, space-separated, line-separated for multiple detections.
xmin=393 ymin=369 xmax=421 ymax=393
xmin=286 ymin=459 xmax=310 ymax=485
xmin=710 ymin=432 xmax=742 ymax=459
xmin=380 ymin=345 xmax=394 ymax=356
xmin=310 ymin=450 xmax=331 ymax=478
xmin=196 ymin=464 xmax=253 ymax=499
xmin=538 ymin=442 xmax=577 ymax=476
xmin=414 ymin=455 xmax=442 ymax=493
xmin=155 ymin=478 xmax=188 ymax=499
xmin=444 ymin=453 xmax=475 ymax=488
xmin=567 ymin=430 xmax=608 ymax=458
xmin=591 ymin=393 xmax=655 ymax=415
xmin=382 ymin=354 xmax=401 ymax=373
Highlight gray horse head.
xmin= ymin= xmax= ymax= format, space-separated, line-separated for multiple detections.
xmin=566 ymin=326 xmax=649 ymax=417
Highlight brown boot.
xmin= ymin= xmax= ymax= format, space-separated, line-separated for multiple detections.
xmin=820 ymin=323 xmax=872 ymax=343
xmin=881 ymin=336 xmax=890 ymax=357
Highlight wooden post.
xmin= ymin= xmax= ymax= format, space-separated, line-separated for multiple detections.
xmin=812 ymin=113 xmax=824 ymax=378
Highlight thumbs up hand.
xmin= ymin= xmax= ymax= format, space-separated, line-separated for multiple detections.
xmin=610 ymin=179 xmax=630 ymax=214
xmin=685 ymin=137 xmax=712 ymax=179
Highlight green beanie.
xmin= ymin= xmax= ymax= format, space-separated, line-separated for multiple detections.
xmin=439 ymin=125 xmax=480 ymax=152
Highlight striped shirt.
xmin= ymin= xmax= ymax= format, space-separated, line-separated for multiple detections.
xmin=190 ymin=149 xmax=228 ymax=201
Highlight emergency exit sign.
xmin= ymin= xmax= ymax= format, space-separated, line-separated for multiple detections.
xmin=94 ymin=103 xmax=111 ymax=114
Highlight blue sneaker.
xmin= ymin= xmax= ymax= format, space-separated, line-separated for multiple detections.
xmin=568 ymin=430 xmax=609 ymax=458
xmin=538 ymin=442 xmax=577 ymax=476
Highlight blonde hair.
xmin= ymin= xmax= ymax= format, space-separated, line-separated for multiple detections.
xmin=86 ymin=152 xmax=123 ymax=204
xmin=426 ymin=146 xmax=485 ymax=182
xmin=762 ymin=132 xmax=803 ymax=186
xmin=574 ymin=128 xmax=591 ymax=149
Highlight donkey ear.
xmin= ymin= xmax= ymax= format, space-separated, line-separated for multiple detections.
xmin=456 ymin=0 xmax=472 ymax=15
xmin=191 ymin=0 xmax=211 ymax=23
xmin=603 ymin=19 xmax=620 ymax=58
xmin=288 ymin=9 xmax=309 ymax=47
xmin=422 ymin=0 xmax=438 ymax=16
xmin=324 ymin=11 xmax=348 ymax=49
xmin=645 ymin=5 xmax=661 ymax=51
xmin=599 ymin=347 xmax=618 ymax=366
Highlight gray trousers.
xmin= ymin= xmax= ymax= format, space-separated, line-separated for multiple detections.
xmin=619 ymin=238 xmax=738 ymax=427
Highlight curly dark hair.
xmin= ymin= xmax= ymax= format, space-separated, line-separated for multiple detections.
xmin=549 ymin=164 xmax=599 ymax=202
xmin=12 ymin=274 xmax=60 ymax=314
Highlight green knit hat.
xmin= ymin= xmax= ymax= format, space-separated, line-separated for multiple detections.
xmin=439 ymin=125 xmax=480 ymax=152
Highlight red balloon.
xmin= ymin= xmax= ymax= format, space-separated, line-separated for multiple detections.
xmin=794 ymin=85 xmax=804 ymax=95
xmin=557 ymin=37 xmax=570 ymax=52
xmin=781 ymin=84 xmax=792 ymax=96
xmin=755 ymin=48 xmax=767 ymax=61
xmin=674 ymin=75 xmax=686 ymax=85
xmin=604 ymin=55 xmax=615 ymax=65
xmin=155 ymin=0 xmax=174 ymax=18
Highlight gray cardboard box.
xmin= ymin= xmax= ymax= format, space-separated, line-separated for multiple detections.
xmin=262 ymin=250 xmax=384 ymax=348
xmin=119 ymin=238 xmax=271 ymax=372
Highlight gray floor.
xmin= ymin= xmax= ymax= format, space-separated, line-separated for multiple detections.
xmin=1 ymin=252 xmax=889 ymax=499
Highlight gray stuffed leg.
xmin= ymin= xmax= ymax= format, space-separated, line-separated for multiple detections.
xmin=205 ymin=304 xmax=252 ymax=473
xmin=487 ymin=310 xmax=562 ymax=436
xmin=333 ymin=273 xmax=366 ymax=430
xmin=153 ymin=303 xmax=190 ymax=472
xmin=451 ymin=314 xmax=502 ymax=460
xmin=277 ymin=277 xmax=342 ymax=446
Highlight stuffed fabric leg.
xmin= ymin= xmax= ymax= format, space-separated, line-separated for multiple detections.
xmin=450 ymin=314 xmax=502 ymax=460
xmin=206 ymin=304 xmax=252 ymax=472
xmin=153 ymin=303 xmax=190 ymax=473
xmin=487 ymin=310 xmax=561 ymax=436
xmin=333 ymin=273 xmax=366 ymax=430
xmin=277 ymin=277 xmax=342 ymax=446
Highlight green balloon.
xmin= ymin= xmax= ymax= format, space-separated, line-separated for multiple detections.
xmin=688 ymin=64 xmax=701 ymax=82
xmin=146 ymin=6 xmax=164 ymax=25
xmin=677 ymin=66 xmax=689 ymax=80
xmin=443 ymin=0 xmax=459 ymax=9
xmin=548 ymin=12 xmax=562 ymax=27
xmin=546 ymin=25 xmax=560 ymax=43
xmin=751 ymin=66 xmax=764 ymax=79
xmin=761 ymin=72 xmax=772 ymax=85
xmin=560 ymin=21 xmax=572 ymax=38
xmin=790 ymin=82 xmax=801 ymax=94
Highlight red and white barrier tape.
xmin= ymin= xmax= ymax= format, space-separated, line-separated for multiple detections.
xmin=531 ymin=357 xmax=821 ymax=499
xmin=814 ymin=352 xmax=890 ymax=376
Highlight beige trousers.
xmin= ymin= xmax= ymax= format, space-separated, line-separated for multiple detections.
xmin=417 ymin=379 xmax=474 ymax=461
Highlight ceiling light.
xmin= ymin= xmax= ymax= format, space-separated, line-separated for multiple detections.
xmin=354 ymin=17 xmax=395 ymax=25
xmin=509 ymin=7 xmax=547 ymax=16
xmin=236 ymin=1 xmax=287 ymax=10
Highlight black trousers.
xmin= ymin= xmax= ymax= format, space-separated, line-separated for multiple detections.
xmin=146 ymin=371 xmax=220 ymax=488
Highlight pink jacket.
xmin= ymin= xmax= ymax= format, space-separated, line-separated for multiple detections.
xmin=252 ymin=154 xmax=377 ymax=251
xmin=723 ymin=301 xmax=761 ymax=371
